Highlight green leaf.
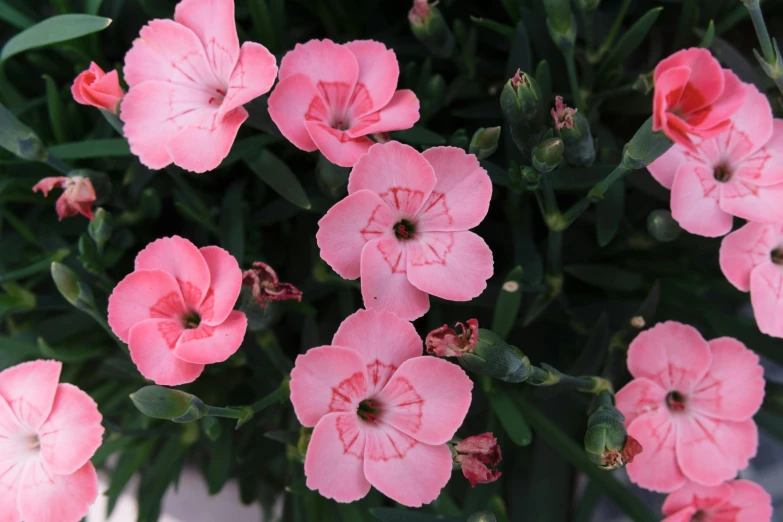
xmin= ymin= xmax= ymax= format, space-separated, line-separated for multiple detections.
xmin=207 ymin=428 xmax=233 ymax=494
xmin=220 ymin=179 xmax=246 ymax=264
xmin=505 ymin=21 xmax=531 ymax=78
xmin=337 ymin=503 xmax=366 ymax=522
xmin=0 ymin=1 xmax=35 ymax=30
xmin=487 ymin=389 xmax=532 ymax=446
xmin=595 ymin=179 xmax=624 ymax=247
xmin=0 ymin=248 xmax=69 ymax=284
xmin=534 ymin=60 xmax=551 ymax=105
xmin=597 ymin=8 xmax=663 ymax=81
xmin=565 ymin=264 xmax=643 ymax=292
xmin=38 ymin=336 xmax=107 ymax=363
xmin=246 ymin=150 xmax=311 ymax=210
xmin=86 ymin=0 xmax=104 ymax=15
xmin=43 ymin=74 xmax=66 ymax=143
xmin=1 ymin=14 xmax=112 ymax=63
xmin=515 ymin=397 xmax=658 ymax=522
xmin=248 ymin=0 xmax=278 ymax=52
xmin=393 ymin=125 xmax=447 ymax=146
xmin=548 ymin=165 xmax=615 ymax=190
xmin=0 ymin=282 xmax=35 ymax=317
xmin=105 ymin=440 xmax=157 ymax=515
xmin=49 ymin=139 xmax=130 ymax=159
xmin=0 ymin=101 xmax=47 ymax=161
xmin=470 ymin=16 xmax=514 ymax=39
xmin=698 ymin=20 xmax=716 ymax=48
xmin=370 ymin=509 xmax=465 ymax=522
xmin=491 ymin=266 xmax=523 ymax=340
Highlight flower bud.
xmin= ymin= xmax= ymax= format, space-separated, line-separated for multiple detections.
xmin=584 ymin=406 xmax=642 ymax=469
xmin=532 ymin=137 xmax=564 ymax=173
xmin=130 ymin=386 xmax=208 ymax=423
xmin=0 ymin=103 xmax=48 ymax=162
xmin=622 ymin=117 xmax=674 ymax=170
xmin=409 ymin=0 xmax=455 ymax=58
xmin=426 ymin=319 xmax=478 ymax=357
xmin=544 ymin=0 xmax=576 ymax=50
xmin=468 ymin=512 xmax=497 ymax=522
xmin=51 ymin=261 xmax=95 ymax=312
xmin=88 ymin=208 xmax=113 ymax=251
xmin=520 ymin=165 xmax=541 ymax=190
xmin=455 ymin=433 xmax=502 ymax=487
xmin=458 ymin=329 xmax=533 ymax=383
xmin=500 ymin=70 xmax=545 ymax=155
xmin=647 ymin=209 xmax=681 ymax=242
xmin=552 ymin=97 xmax=595 ymax=167
xmin=469 ymin=127 xmax=501 ymax=160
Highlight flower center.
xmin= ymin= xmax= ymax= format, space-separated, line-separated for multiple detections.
xmin=357 ymin=398 xmax=380 ymax=423
xmin=183 ymin=311 xmax=201 ymax=329
xmin=691 ymin=510 xmax=705 ymax=522
xmin=26 ymin=434 xmax=40 ymax=452
xmin=772 ymin=248 xmax=783 ymax=265
xmin=713 ymin=164 xmax=732 ymax=182
xmin=394 ymin=220 xmax=416 ymax=240
xmin=208 ymin=88 xmax=227 ymax=107
xmin=666 ymin=391 xmax=687 ymax=412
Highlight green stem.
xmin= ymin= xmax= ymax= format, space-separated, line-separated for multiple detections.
xmin=589 ymin=0 xmax=632 ymax=63
xmin=589 ymin=163 xmax=632 ymax=201
xmin=745 ymin=0 xmax=776 ymax=64
xmin=206 ymin=405 xmax=248 ymax=420
xmin=249 ymin=386 xmax=286 ymax=414
xmin=85 ymin=307 xmax=127 ymax=353
xmin=592 ymin=82 xmax=637 ymax=102
xmin=564 ymin=49 xmax=583 ymax=111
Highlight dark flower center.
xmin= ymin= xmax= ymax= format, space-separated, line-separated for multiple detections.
xmin=357 ymin=399 xmax=379 ymax=422
xmin=183 ymin=311 xmax=201 ymax=329
xmin=394 ymin=220 xmax=415 ymax=240
xmin=666 ymin=391 xmax=686 ymax=412
xmin=691 ymin=510 xmax=705 ymax=522
xmin=713 ymin=164 xmax=732 ymax=182
xmin=772 ymin=248 xmax=783 ymax=265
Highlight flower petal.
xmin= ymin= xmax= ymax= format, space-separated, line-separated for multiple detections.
xmin=173 ymin=0 xmax=239 ymax=81
xmin=675 ymin=414 xmax=757 ymax=486
xmin=406 ymin=231 xmax=493 ymax=301
xmin=107 ymin=269 xmax=188 ymax=344
xmin=625 ymin=410 xmax=687 ymax=493
xmin=689 ymin=71 xmax=745 ymax=133
xmin=347 ymin=90 xmax=420 ymax=137
xmin=661 ymin=509 xmax=699 ymax=522
xmin=219 ymin=42 xmax=278 ymax=118
xmin=738 ymin=119 xmax=783 ymax=187
xmin=332 ymin=308 xmax=423 ymax=395
xmin=166 ymin=105 xmax=248 ymax=173
xmin=279 ymin=39 xmax=359 ymax=88
xmin=134 ymin=236 xmax=211 ymax=312
xmin=38 ymin=384 xmax=103 ymax=476
xmin=719 ymin=178 xmax=783 ymax=224
xmin=348 ymin=141 xmax=437 ymax=218
xmin=719 ymin=222 xmax=777 ymax=292
xmin=290 ymin=346 xmax=370 ymax=427
xmin=364 ymin=424 xmax=452 ymax=507
xmin=198 ymin=246 xmax=242 ymax=326
xmin=670 ymin=163 xmax=733 ymax=237
xmin=375 ymin=356 xmax=472 ymax=445
xmin=414 ymin=147 xmax=492 ymax=232
xmin=661 ymin=481 xmax=732 ymax=516
xmin=128 ymin=318 xmax=204 ymax=386
xmin=267 ymin=74 xmax=320 ymax=151
xmin=0 ymin=459 xmax=23 ymax=522
xmin=689 ymin=337 xmax=764 ymax=422
xmin=723 ymin=480 xmax=773 ymax=521
xmin=0 ymin=394 xmax=28 ymax=522
xmin=615 ymin=377 xmax=667 ymax=426
xmin=646 ymin=146 xmax=693 ymax=190
xmin=750 ymin=261 xmax=783 ymax=338
xmin=304 ymin=412 xmax=371 ymax=503
xmin=343 ymin=40 xmax=399 ymax=118
xmin=653 ymin=48 xmax=724 ymax=111
xmin=174 ymin=310 xmax=247 ymax=364
xmin=722 ymin=83 xmax=774 ymax=162
xmin=626 ymin=321 xmax=711 ymax=393
xmin=317 ymin=190 xmax=396 ymax=279
xmin=0 ymin=360 xmax=61 ymax=431
xmin=305 ymin=120 xmax=374 ymax=168
xmin=17 ymin=460 xmax=98 ymax=522
xmin=360 ymin=237 xmax=430 ymax=320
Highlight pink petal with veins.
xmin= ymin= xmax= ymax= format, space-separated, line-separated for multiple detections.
xmin=719 ymin=222 xmax=778 ymax=292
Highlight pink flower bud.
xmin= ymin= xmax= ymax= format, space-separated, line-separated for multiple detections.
xmin=242 ymin=261 xmax=302 ymax=308
xmin=425 ymin=318 xmax=479 ymax=357
xmin=71 ymin=62 xmax=125 ymax=114
xmin=32 ymin=176 xmax=96 ymax=221
xmin=551 ymin=95 xmax=576 ymax=130
xmin=455 ymin=433 xmax=502 ymax=487
xmin=408 ymin=0 xmax=437 ymax=26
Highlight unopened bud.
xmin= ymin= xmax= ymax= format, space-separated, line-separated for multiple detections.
xmin=500 ymin=70 xmax=545 ymax=156
xmin=553 ymin=98 xmax=595 ymax=167
xmin=51 ymin=261 xmax=95 ymax=311
xmin=409 ymin=0 xmax=455 ymax=58
xmin=130 ymin=386 xmax=208 ymax=423
xmin=647 ymin=209 xmax=681 ymax=242
xmin=544 ymin=0 xmax=576 ymax=50
xmin=532 ymin=137 xmax=564 ymax=173
xmin=458 ymin=329 xmax=533 ymax=383
xmin=469 ymin=127 xmax=501 ymax=160
xmin=0 ymin=103 xmax=48 ymax=162
xmin=88 ymin=208 xmax=113 ymax=251
xmin=520 ymin=165 xmax=541 ymax=189
xmin=623 ymin=117 xmax=674 ymax=170
xmin=584 ymin=406 xmax=642 ymax=469
xmin=468 ymin=512 xmax=497 ymax=522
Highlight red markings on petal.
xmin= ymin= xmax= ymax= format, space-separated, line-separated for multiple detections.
xmin=364 ymin=425 xmax=418 ymax=462
xmin=335 ymin=412 xmax=364 ymax=457
xmin=329 ymin=371 xmax=368 ymax=413
xmin=149 ymin=291 xmax=188 ymax=319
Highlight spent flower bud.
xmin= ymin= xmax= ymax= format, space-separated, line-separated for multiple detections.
xmin=584 ymin=403 xmax=642 ymax=469
xmin=458 ymin=329 xmax=533 ymax=383
xmin=553 ymin=97 xmax=595 ymax=167
xmin=409 ymin=0 xmax=455 ymax=58
xmin=647 ymin=209 xmax=682 ymax=242
xmin=532 ymin=137 xmax=564 ymax=173
xmin=242 ymin=261 xmax=303 ymax=309
xmin=469 ymin=127 xmax=501 ymax=160
xmin=426 ymin=319 xmax=478 ymax=357
xmin=454 ymin=433 xmax=502 ymax=487
xmin=130 ymin=386 xmax=208 ymax=423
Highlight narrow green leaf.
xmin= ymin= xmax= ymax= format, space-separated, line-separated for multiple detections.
xmin=491 ymin=266 xmax=524 ymax=340
xmin=105 ymin=440 xmax=157 ymax=515
xmin=248 ymin=0 xmax=278 ymax=52
xmin=595 ymin=179 xmax=624 ymax=247
xmin=673 ymin=0 xmax=696 ymax=50
xmin=370 ymin=508 xmax=464 ymax=522
xmin=597 ymin=8 xmax=663 ymax=80
xmin=393 ymin=125 xmax=447 ymax=146
xmin=207 ymin=429 xmax=233 ymax=494
xmin=49 ymin=139 xmax=130 ymax=159
xmin=220 ymin=179 xmax=246 ymax=264
xmin=1 ymin=14 xmax=112 ymax=63
xmin=535 ymin=59 xmax=551 ymax=105
xmin=247 ymin=150 xmax=311 ymax=210
xmin=515 ymin=397 xmax=658 ymax=522
xmin=0 ymin=249 xmax=69 ymax=284
xmin=505 ymin=20 xmax=531 ymax=78
xmin=487 ymin=389 xmax=532 ymax=446
xmin=470 ymin=16 xmax=514 ymax=39
xmin=337 ymin=503 xmax=366 ymax=522
xmin=0 ymin=1 xmax=34 ymax=30
xmin=565 ymin=264 xmax=643 ymax=291
xmin=38 ymin=337 xmax=108 ymax=363
xmin=42 ymin=74 xmax=66 ymax=143
xmin=86 ymin=0 xmax=104 ymax=15
xmin=698 ymin=20 xmax=716 ymax=48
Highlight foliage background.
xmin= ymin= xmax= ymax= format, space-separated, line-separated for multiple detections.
xmin=1 ymin=0 xmax=783 ymax=521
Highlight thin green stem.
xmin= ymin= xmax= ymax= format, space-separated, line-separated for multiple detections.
xmin=547 ymin=230 xmax=563 ymax=275
xmin=43 ymin=154 xmax=70 ymax=175
xmin=589 ymin=0 xmax=632 ymax=63
xmin=206 ymin=405 xmax=248 ymax=420
xmin=746 ymin=0 xmax=776 ymax=64
xmin=589 ymin=163 xmax=632 ymax=201
xmin=565 ymin=49 xmax=584 ymax=111
xmin=249 ymin=386 xmax=286 ymax=414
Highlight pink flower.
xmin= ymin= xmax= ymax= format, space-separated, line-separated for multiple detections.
xmin=241 ymin=261 xmax=302 ymax=308
xmin=425 ymin=318 xmax=479 ymax=357
xmin=32 ymin=176 xmax=96 ymax=221
xmin=719 ymin=222 xmax=783 ymax=338
xmin=289 ymin=308 xmax=473 ymax=506
xmin=408 ymin=0 xmax=435 ymax=25
xmin=661 ymin=480 xmax=772 ymax=522
xmin=454 ymin=433 xmax=502 ymax=487
xmin=71 ymin=62 xmax=124 ymax=114
xmin=653 ymin=48 xmax=745 ymax=150
xmin=108 ymin=236 xmax=248 ymax=385
xmin=648 ymin=83 xmax=783 ymax=237
xmin=0 ymin=360 xmax=104 ymax=522
xmin=120 ymin=0 xmax=277 ymax=173
xmin=615 ymin=321 xmax=764 ymax=493
xmin=551 ymin=95 xmax=576 ymax=130
xmin=268 ymin=39 xmax=420 ymax=167
xmin=316 ymin=142 xmax=494 ymax=320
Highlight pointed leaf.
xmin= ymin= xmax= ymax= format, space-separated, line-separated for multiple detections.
xmin=487 ymin=389 xmax=532 ymax=446
xmin=492 ymin=266 xmax=524 ymax=340
xmin=247 ymin=150 xmax=311 ymax=209
xmin=597 ymin=8 xmax=663 ymax=80
xmin=596 ymin=179 xmax=624 ymax=247
xmin=1 ymin=14 xmax=112 ymax=63
xmin=49 ymin=139 xmax=130 ymax=159
xmin=0 ymin=2 xmax=34 ymax=29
